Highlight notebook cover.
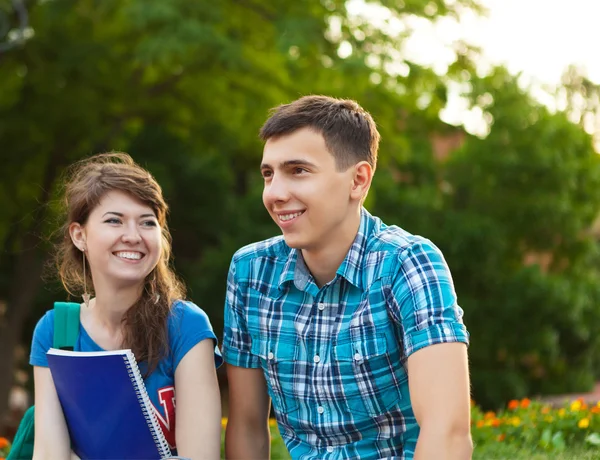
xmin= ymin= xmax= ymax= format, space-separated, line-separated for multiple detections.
xmin=47 ymin=349 xmax=170 ymax=460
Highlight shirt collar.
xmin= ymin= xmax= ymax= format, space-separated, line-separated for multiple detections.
xmin=335 ymin=207 xmax=374 ymax=290
xmin=278 ymin=207 xmax=374 ymax=291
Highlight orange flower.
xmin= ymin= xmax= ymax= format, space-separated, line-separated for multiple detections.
xmin=476 ymin=420 xmax=485 ymax=428
xmin=491 ymin=419 xmax=501 ymax=428
xmin=0 ymin=437 xmax=8 ymax=449
xmin=508 ymin=400 xmax=519 ymax=410
xmin=484 ymin=411 xmax=496 ymax=420
xmin=269 ymin=418 xmax=278 ymax=428
xmin=541 ymin=406 xmax=551 ymax=414
xmin=520 ymin=398 xmax=531 ymax=409
xmin=591 ymin=406 xmax=600 ymax=414
xmin=497 ymin=433 xmax=506 ymax=442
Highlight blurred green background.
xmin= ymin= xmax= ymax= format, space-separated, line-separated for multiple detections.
xmin=2 ymin=0 xmax=600 ymax=440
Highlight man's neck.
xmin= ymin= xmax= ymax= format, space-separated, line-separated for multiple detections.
xmin=301 ymin=210 xmax=362 ymax=288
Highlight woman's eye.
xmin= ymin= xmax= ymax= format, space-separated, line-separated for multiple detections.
xmin=142 ymin=220 xmax=158 ymax=227
xmin=104 ymin=218 xmax=121 ymax=224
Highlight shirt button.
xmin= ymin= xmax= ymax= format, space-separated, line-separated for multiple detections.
xmin=443 ymin=327 xmax=451 ymax=334
xmin=354 ymin=352 xmax=362 ymax=361
xmin=318 ymin=302 xmax=325 ymax=311
xmin=326 ymin=446 xmax=334 ymax=453
xmin=268 ymin=352 xmax=274 ymax=360
xmin=313 ymin=355 xmax=321 ymax=363
xmin=317 ymin=406 xmax=325 ymax=414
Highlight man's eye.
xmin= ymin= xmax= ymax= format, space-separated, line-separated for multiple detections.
xmin=293 ymin=167 xmax=307 ymax=175
xmin=262 ymin=171 xmax=272 ymax=179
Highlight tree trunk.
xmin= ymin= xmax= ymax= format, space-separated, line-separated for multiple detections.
xmin=0 ymin=154 xmax=61 ymax=427
xmin=0 ymin=246 xmax=45 ymax=428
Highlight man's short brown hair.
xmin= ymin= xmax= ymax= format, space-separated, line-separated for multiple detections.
xmin=259 ymin=95 xmax=380 ymax=171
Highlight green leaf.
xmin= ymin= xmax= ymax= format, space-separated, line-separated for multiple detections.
xmin=539 ymin=428 xmax=552 ymax=449
xmin=585 ymin=432 xmax=600 ymax=446
xmin=551 ymin=431 xmax=566 ymax=451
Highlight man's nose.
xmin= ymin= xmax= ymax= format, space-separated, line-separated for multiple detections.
xmin=264 ymin=174 xmax=290 ymax=203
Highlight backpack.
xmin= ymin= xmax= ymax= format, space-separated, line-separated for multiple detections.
xmin=7 ymin=302 xmax=81 ymax=460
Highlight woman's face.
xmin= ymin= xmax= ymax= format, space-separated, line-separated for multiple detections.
xmin=71 ymin=190 xmax=163 ymax=291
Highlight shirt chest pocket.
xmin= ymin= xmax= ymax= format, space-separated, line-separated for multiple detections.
xmin=334 ymin=330 xmax=403 ymax=417
xmin=251 ymin=335 xmax=299 ymax=414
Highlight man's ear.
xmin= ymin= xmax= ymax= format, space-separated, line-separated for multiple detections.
xmin=350 ymin=161 xmax=374 ymax=201
xmin=69 ymin=222 xmax=87 ymax=251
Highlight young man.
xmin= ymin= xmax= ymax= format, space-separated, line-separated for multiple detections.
xmin=223 ymin=96 xmax=472 ymax=459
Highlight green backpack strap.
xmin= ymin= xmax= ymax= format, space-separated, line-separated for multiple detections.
xmin=53 ymin=301 xmax=81 ymax=350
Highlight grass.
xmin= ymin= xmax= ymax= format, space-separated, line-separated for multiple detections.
xmin=265 ymin=428 xmax=600 ymax=460
xmin=472 ymin=443 xmax=599 ymax=459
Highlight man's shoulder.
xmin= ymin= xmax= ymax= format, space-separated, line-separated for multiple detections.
xmin=367 ymin=216 xmax=432 ymax=255
xmin=232 ymin=235 xmax=290 ymax=266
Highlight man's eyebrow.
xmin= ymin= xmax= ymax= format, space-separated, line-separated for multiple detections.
xmin=260 ymin=159 xmax=317 ymax=170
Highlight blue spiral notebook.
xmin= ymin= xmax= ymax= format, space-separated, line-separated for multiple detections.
xmin=47 ymin=348 xmax=172 ymax=460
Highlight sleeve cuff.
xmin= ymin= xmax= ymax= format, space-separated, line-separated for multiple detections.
xmin=405 ymin=321 xmax=469 ymax=357
xmin=222 ymin=346 xmax=261 ymax=369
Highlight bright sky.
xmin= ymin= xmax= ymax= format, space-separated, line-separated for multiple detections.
xmin=349 ymin=0 xmax=600 ymax=137
xmin=460 ymin=0 xmax=600 ymax=86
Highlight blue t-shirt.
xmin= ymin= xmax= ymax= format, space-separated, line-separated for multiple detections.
xmin=30 ymin=300 xmax=223 ymax=452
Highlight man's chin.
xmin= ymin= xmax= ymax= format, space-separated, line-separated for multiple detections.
xmin=281 ymin=233 xmax=306 ymax=250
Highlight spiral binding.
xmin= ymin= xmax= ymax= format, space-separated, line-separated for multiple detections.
xmin=122 ymin=351 xmax=172 ymax=458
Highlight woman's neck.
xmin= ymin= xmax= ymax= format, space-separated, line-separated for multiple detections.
xmin=87 ymin=282 xmax=143 ymax=333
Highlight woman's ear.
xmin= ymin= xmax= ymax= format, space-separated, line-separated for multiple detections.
xmin=350 ymin=161 xmax=374 ymax=201
xmin=69 ymin=222 xmax=87 ymax=251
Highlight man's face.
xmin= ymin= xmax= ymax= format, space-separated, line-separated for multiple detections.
xmin=261 ymin=127 xmax=357 ymax=252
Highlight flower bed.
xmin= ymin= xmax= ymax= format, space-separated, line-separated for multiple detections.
xmin=472 ymin=397 xmax=600 ymax=453
xmin=0 ymin=436 xmax=11 ymax=460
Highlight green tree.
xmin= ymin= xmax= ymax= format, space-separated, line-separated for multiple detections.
xmin=437 ymin=67 xmax=600 ymax=408
xmin=0 ymin=0 xmax=483 ymax=425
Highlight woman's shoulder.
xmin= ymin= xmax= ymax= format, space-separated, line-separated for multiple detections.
xmin=34 ymin=308 xmax=56 ymax=336
xmin=168 ymin=299 xmax=213 ymax=330
xmin=30 ymin=309 xmax=56 ymax=367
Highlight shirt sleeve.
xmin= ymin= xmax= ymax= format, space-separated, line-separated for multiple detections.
xmin=29 ymin=310 xmax=54 ymax=367
xmin=222 ymin=258 xmax=260 ymax=368
xmin=168 ymin=301 xmax=223 ymax=370
xmin=388 ymin=240 xmax=469 ymax=358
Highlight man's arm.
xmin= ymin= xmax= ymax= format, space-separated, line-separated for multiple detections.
xmin=225 ymin=365 xmax=271 ymax=460
xmin=408 ymin=342 xmax=473 ymax=460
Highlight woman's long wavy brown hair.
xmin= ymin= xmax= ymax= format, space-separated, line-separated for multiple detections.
xmin=55 ymin=152 xmax=185 ymax=374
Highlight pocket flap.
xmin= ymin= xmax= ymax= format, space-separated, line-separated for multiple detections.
xmin=334 ymin=332 xmax=387 ymax=361
xmin=251 ymin=335 xmax=297 ymax=361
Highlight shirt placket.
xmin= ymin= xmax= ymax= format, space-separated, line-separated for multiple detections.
xmin=309 ymin=278 xmax=343 ymax=455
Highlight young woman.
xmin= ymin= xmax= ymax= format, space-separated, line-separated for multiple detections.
xmin=30 ymin=153 xmax=222 ymax=459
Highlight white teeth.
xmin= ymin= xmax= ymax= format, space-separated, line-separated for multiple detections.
xmin=115 ymin=251 xmax=143 ymax=260
xmin=279 ymin=212 xmax=303 ymax=222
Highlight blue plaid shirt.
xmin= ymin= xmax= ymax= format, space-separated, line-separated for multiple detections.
xmin=223 ymin=208 xmax=469 ymax=459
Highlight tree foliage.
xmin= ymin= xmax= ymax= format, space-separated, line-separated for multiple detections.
xmin=0 ymin=0 xmax=598 ymax=424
